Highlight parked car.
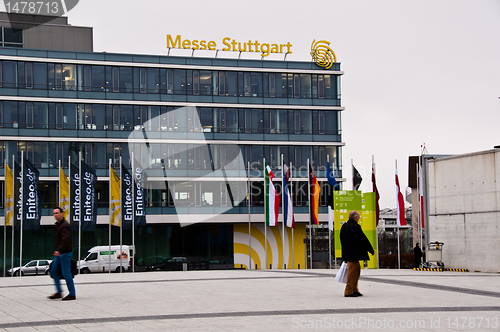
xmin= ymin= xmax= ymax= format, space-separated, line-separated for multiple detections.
xmin=136 ymin=256 xmax=167 ymax=267
xmin=7 ymin=260 xmax=52 ymax=276
xmin=146 ymin=257 xmax=190 ymax=271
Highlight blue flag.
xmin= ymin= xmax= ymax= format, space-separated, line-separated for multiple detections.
xmin=326 ymin=161 xmax=338 ymax=231
xmin=327 ymin=161 xmax=339 ymax=190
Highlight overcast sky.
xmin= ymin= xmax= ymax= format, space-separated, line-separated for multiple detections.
xmin=13 ymin=0 xmax=500 ymax=208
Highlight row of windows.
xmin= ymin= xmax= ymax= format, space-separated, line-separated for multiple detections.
xmin=0 ymin=141 xmax=341 ymax=173
xmin=0 ymin=60 xmax=340 ymax=99
xmin=152 ymin=180 xmax=337 ymax=208
xmin=0 ymin=180 xmax=338 ymax=210
xmin=0 ymin=101 xmax=341 ymax=135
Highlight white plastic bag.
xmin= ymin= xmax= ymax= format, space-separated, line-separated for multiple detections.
xmin=335 ymin=261 xmax=348 ymax=283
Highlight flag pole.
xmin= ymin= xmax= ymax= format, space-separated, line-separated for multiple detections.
xmin=417 ymin=162 xmax=420 ymax=247
xmin=396 ymin=159 xmax=401 ymax=270
xmin=58 ymin=160 xmax=61 ymax=208
xmin=19 ymin=151 xmax=23 ymax=277
xmin=131 ymin=152 xmax=135 ymax=273
xmin=68 ymin=155 xmax=71 ymax=231
xmin=290 ymin=161 xmax=294 ymax=269
xmin=119 ymin=156 xmax=123 ymax=274
xmin=263 ymin=158 xmax=267 ymax=270
xmin=78 ymin=151 xmax=82 ymax=274
xmin=307 ymin=158 xmax=312 ymax=270
xmin=248 ymin=161 xmax=251 ymax=270
xmin=328 ymin=155 xmax=331 ymax=269
xmin=3 ymin=159 xmax=6 ymax=278
xmin=11 ymin=155 xmax=14 ymax=276
xmin=108 ymin=158 xmax=111 ymax=274
xmin=373 ymin=155 xmax=380 ymax=269
xmin=417 ymin=162 xmax=423 ymax=251
xmin=281 ymin=154 xmax=285 ymax=269
xmin=334 ymin=157 xmax=338 ymax=269
xmin=67 ymin=155 xmax=71 ymax=271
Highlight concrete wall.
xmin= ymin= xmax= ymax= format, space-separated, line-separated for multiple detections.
xmin=0 ymin=12 xmax=92 ymax=52
xmin=23 ymin=25 xmax=92 ymax=52
xmin=427 ymin=149 xmax=500 ymax=272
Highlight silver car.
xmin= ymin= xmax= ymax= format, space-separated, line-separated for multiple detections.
xmin=7 ymin=260 xmax=53 ymax=276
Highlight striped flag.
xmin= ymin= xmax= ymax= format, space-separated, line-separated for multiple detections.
xmin=265 ymin=163 xmax=280 ymax=227
xmin=5 ymin=164 xmax=13 ymax=227
xmin=419 ymin=165 xmax=425 ymax=229
xmin=110 ymin=166 xmax=121 ymax=227
xmin=353 ymin=165 xmax=362 ymax=190
xmin=59 ymin=166 xmax=70 ymax=221
xmin=13 ymin=161 xmax=21 ymax=227
xmin=283 ymin=162 xmax=295 ymax=228
xmin=309 ymin=164 xmax=320 ymax=225
xmin=395 ymin=165 xmax=407 ymax=226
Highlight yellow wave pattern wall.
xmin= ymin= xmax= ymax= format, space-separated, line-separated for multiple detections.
xmin=234 ymin=223 xmax=306 ymax=269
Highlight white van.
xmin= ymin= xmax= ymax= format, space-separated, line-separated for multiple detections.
xmin=78 ymin=245 xmax=134 ymax=273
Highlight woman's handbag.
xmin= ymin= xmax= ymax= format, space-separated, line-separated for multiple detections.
xmin=335 ymin=261 xmax=348 ymax=283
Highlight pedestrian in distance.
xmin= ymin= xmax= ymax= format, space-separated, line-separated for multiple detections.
xmin=339 ymin=210 xmax=374 ymax=297
xmin=414 ymin=243 xmax=423 ymax=268
xmin=48 ymin=207 xmax=76 ymax=301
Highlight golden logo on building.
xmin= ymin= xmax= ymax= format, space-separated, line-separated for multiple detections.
xmin=310 ymin=40 xmax=337 ymax=69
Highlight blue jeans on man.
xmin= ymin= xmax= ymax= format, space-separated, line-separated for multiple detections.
xmin=51 ymin=252 xmax=76 ymax=297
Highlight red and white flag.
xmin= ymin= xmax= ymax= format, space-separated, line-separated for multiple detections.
xmin=265 ymin=163 xmax=280 ymax=227
xmin=419 ymin=165 xmax=425 ymax=229
xmin=395 ymin=165 xmax=407 ymax=226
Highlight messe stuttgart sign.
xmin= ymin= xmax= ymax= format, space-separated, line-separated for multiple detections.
xmin=166 ymin=34 xmax=338 ymax=69
xmin=167 ymin=34 xmax=293 ymax=57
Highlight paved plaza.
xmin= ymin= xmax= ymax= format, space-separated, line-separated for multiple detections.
xmin=0 ymin=268 xmax=499 ymax=331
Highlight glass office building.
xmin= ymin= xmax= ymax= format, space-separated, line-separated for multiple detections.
xmin=0 ymin=17 xmax=344 ymax=270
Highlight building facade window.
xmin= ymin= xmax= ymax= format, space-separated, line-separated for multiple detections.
xmin=92 ymin=65 xmax=105 ymax=92
xmin=1 ymin=28 xmax=23 ymax=48
xmin=112 ymin=67 xmax=119 ymax=92
xmin=54 ymin=103 xmax=63 ymax=129
xmin=119 ymin=67 xmax=133 ymax=93
xmin=25 ymin=102 xmax=34 ymax=129
xmin=55 ymin=63 xmax=63 ymax=90
xmin=25 ymin=62 xmax=33 ymax=88
xmin=83 ymin=65 xmax=91 ymax=91
xmin=2 ymin=60 xmax=17 ymax=88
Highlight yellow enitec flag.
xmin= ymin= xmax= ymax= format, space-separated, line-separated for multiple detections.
xmin=59 ymin=166 xmax=70 ymax=220
xmin=110 ymin=166 xmax=121 ymax=227
xmin=5 ymin=164 xmax=13 ymax=226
